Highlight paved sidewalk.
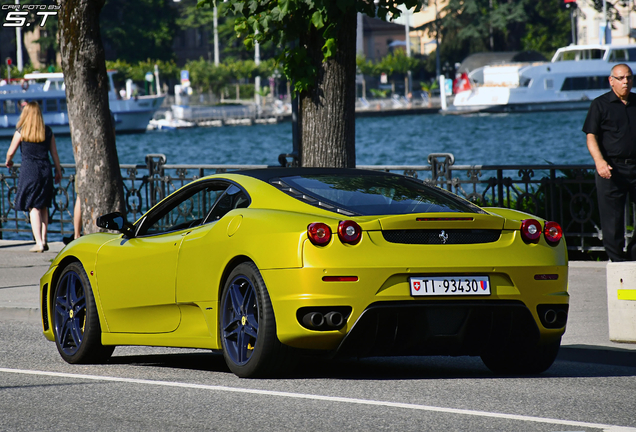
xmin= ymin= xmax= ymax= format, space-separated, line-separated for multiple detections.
xmin=1 ymin=239 xmax=634 ymax=366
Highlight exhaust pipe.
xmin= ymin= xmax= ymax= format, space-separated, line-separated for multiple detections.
xmin=303 ymin=312 xmax=324 ymax=329
xmin=544 ymin=309 xmax=557 ymax=325
xmin=557 ymin=310 xmax=568 ymax=325
xmin=324 ymin=311 xmax=344 ymax=328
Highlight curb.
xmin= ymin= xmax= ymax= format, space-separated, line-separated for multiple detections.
xmin=557 ymin=345 xmax=636 ymax=368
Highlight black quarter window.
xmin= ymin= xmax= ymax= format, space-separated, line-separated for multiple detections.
xmin=205 ymin=184 xmax=250 ymax=222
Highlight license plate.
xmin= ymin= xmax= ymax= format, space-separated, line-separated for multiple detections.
xmin=409 ymin=276 xmax=491 ymax=296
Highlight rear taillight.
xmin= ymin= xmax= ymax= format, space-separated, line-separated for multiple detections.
xmin=307 ymin=222 xmax=332 ymax=246
xmin=338 ymin=220 xmax=362 ymax=245
xmin=544 ymin=221 xmax=563 ymax=245
xmin=521 ymin=219 xmax=542 ymax=244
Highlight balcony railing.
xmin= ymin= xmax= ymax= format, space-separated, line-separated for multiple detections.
xmin=1 ymin=153 xmax=629 ymax=253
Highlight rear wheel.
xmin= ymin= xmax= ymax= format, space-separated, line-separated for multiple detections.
xmin=220 ymin=262 xmax=292 ymax=377
xmin=53 ymin=262 xmax=114 ymax=364
xmin=480 ymin=338 xmax=561 ymax=375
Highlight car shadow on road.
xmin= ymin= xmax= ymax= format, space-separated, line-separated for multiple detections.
xmin=104 ymin=346 xmax=636 ymax=380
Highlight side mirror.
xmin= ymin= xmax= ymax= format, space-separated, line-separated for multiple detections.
xmin=96 ymin=212 xmax=134 ymax=237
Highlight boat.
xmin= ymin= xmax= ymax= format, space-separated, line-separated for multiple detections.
xmin=443 ymin=44 xmax=636 ymax=114
xmin=0 ymin=70 xmax=165 ymax=137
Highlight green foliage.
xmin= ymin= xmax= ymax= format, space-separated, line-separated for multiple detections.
xmin=200 ymin=0 xmax=421 ymax=93
xmin=101 ymin=0 xmax=177 ymax=62
xmin=0 ymin=63 xmax=51 ymax=81
xmin=521 ymin=0 xmax=572 ymax=56
xmin=176 ymin=0 xmax=280 ymax=61
xmin=420 ymin=79 xmax=439 ymax=98
xmin=357 ymin=51 xmax=424 ymax=78
xmin=105 ymin=59 xmax=180 ymax=83
xmin=369 ymin=88 xmax=389 ymax=98
xmin=376 ymin=50 xmax=422 ymax=76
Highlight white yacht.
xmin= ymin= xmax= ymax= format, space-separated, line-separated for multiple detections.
xmin=0 ymin=70 xmax=164 ymax=137
xmin=444 ymin=44 xmax=636 ymax=114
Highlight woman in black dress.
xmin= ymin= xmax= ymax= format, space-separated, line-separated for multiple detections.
xmin=5 ymin=101 xmax=62 ymax=252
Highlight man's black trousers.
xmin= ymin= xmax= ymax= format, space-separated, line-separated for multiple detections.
xmin=596 ymin=161 xmax=636 ymax=261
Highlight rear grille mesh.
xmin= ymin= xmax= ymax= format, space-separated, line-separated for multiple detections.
xmin=382 ymin=229 xmax=501 ymax=245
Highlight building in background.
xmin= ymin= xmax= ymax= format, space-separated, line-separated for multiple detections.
xmin=575 ymin=0 xmax=635 ymax=45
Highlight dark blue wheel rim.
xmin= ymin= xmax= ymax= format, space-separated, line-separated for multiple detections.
xmin=221 ymin=275 xmax=259 ymax=366
xmin=54 ymin=270 xmax=86 ymax=356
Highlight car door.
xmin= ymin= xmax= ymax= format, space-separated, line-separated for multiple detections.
xmin=96 ymin=181 xmax=226 ymax=333
xmin=176 ymin=184 xmax=251 ymax=304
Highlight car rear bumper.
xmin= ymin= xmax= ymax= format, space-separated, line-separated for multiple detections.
xmin=261 ymin=263 xmax=568 ymax=351
xmin=335 ymin=300 xmax=563 ymax=358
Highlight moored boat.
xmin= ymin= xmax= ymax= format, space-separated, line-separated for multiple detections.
xmin=0 ymin=70 xmax=164 ymax=137
xmin=443 ymin=44 xmax=636 ymax=114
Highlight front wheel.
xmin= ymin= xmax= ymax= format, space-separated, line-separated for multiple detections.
xmin=480 ymin=338 xmax=561 ymax=375
xmin=220 ymin=262 xmax=292 ymax=378
xmin=53 ymin=262 xmax=114 ymax=364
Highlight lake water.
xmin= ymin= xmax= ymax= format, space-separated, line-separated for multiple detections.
xmin=1 ymin=110 xmax=593 ymax=241
xmin=48 ymin=110 xmax=592 ymax=167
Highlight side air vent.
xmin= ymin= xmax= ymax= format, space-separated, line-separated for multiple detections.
xmin=383 ymin=229 xmax=501 ymax=245
xmin=42 ymin=283 xmax=49 ymax=331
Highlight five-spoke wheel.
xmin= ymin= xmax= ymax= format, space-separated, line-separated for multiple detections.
xmin=221 ymin=272 xmax=260 ymax=366
xmin=220 ymin=262 xmax=291 ymax=377
xmin=53 ymin=262 xmax=114 ymax=364
xmin=55 ymin=268 xmax=87 ymax=357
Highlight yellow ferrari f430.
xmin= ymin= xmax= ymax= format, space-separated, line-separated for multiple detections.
xmin=40 ymin=168 xmax=568 ymax=377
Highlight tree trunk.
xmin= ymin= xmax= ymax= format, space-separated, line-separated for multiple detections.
xmin=299 ymin=11 xmax=357 ymax=168
xmin=59 ymin=0 xmax=125 ymax=234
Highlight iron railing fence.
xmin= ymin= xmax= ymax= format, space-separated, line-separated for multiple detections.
xmin=1 ymin=153 xmax=630 ymax=253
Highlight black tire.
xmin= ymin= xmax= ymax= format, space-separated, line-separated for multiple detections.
xmin=220 ymin=262 xmax=293 ymax=378
xmin=480 ymin=338 xmax=561 ymax=375
xmin=53 ymin=262 xmax=114 ymax=364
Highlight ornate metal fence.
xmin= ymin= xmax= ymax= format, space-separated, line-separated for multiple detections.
xmin=1 ymin=152 xmax=630 ymax=253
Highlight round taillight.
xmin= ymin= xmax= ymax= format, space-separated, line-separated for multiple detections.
xmin=544 ymin=221 xmax=563 ymax=245
xmin=521 ymin=219 xmax=542 ymax=244
xmin=307 ymin=222 xmax=332 ymax=246
xmin=338 ymin=220 xmax=362 ymax=245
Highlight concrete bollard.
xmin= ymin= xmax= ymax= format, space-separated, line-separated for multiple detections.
xmin=606 ymin=263 xmax=636 ymax=343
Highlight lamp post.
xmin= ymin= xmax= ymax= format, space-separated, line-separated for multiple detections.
xmin=254 ymin=30 xmax=261 ymax=115
xmin=603 ymin=0 xmax=609 ymax=44
xmin=435 ymin=0 xmax=440 ymax=79
xmin=15 ymin=0 xmax=23 ymax=72
xmin=404 ymin=7 xmax=412 ymax=97
xmin=213 ymin=3 xmax=219 ymax=65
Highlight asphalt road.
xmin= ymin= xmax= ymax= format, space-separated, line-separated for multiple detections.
xmin=1 ymin=241 xmax=636 ymax=431
xmin=1 ymin=318 xmax=636 ymax=431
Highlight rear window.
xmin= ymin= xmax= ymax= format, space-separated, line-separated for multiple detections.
xmin=280 ymin=174 xmax=483 ymax=216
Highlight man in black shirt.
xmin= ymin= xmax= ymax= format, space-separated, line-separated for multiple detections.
xmin=583 ymin=63 xmax=636 ymax=261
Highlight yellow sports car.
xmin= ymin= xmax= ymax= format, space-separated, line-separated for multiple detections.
xmin=40 ymin=168 xmax=568 ymax=377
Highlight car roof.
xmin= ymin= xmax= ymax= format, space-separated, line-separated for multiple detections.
xmin=233 ymin=167 xmax=400 ymax=182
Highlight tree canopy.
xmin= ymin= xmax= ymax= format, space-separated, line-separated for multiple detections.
xmin=100 ymin=0 xmax=177 ymax=62
xmin=200 ymin=0 xmax=421 ymax=93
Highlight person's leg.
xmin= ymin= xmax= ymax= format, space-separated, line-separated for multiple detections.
xmin=29 ymin=208 xmax=44 ymax=252
xmin=73 ymin=197 xmax=81 ymax=239
xmin=40 ymin=208 xmax=48 ymax=249
xmin=596 ymin=172 xmax=627 ymax=261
